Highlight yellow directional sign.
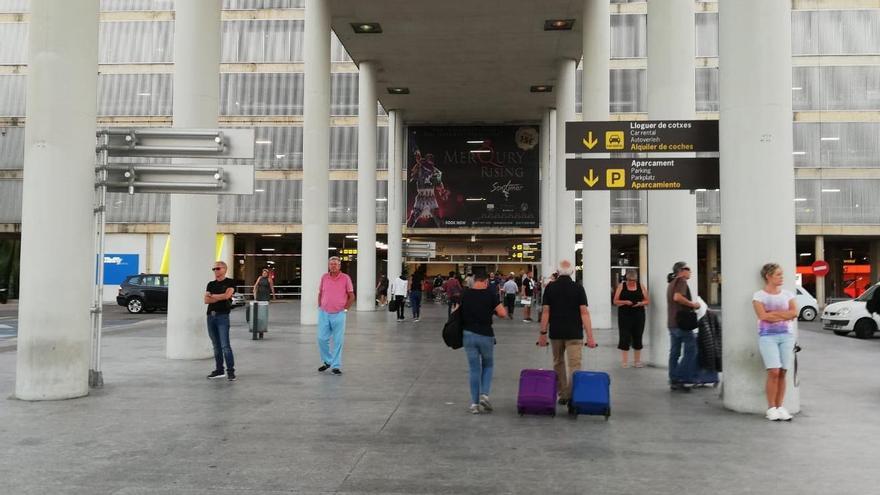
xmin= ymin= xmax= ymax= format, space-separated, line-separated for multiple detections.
xmin=582 ymin=131 xmax=598 ymax=150
xmin=583 ymin=170 xmax=599 ymax=187
xmin=606 ymin=169 xmax=626 ymax=188
xmin=605 ymin=131 xmax=625 ymax=150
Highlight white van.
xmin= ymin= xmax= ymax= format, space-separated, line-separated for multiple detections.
xmin=822 ymin=283 xmax=880 ymax=339
xmin=795 ymin=286 xmax=818 ymax=321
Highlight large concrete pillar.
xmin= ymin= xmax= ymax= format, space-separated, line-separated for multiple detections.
xmin=638 ymin=234 xmax=648 ymax=286
xmin=814 ymin=235 xmax=825 ymax=308
xmin=581 ymin=0 xmax=612 ymax=328
xmin=15 ymin=0 xmax=99 ymax=400
xmin=166 ymin=0 xmax=221 ymax=360
xmin=540 ymin=109 xmax=556 ymax=280
xmin=720 ymin=0 xmax=799 ymax=414
xmin=555 ymin=60 xmax=577 ymax=266
xmin=356 ymin=61 xmax=378 ymax=311
xmin=300 ymin=0 xmax=331 ymax=325
xmin=645 ymin=0 xmax=699 ymax=368
xmin=387 ymin=110 xmax=403 ymax=282
xmin=707 ymin=236 xmax=720 ymax=305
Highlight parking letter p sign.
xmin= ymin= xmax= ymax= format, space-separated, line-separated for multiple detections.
xmin=607 ymin=169 xmax=626 ymax=188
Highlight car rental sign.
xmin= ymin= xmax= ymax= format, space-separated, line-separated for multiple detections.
xmin=565 ymin=120 xmax=719 ymax=154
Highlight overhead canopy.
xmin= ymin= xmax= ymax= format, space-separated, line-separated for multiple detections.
xmin=329 ymin=0 xmax=584 ymax=123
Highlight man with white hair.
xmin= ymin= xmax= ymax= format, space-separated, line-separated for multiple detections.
xmin=539 ymin=260 xmax=597 ymax=405
xmin=316 ymin=256 xmax=355 ymax=375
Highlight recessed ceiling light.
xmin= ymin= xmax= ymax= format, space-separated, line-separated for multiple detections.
xmin=387 ymin=87 xmax=410 ymax=95
xmin=255 ymin=140 xmax=272 ymax=145
xmin=351 ymin=23 xmax=382 ymax=34
xmin=530 ymin=85 xmax=553 ymax=93
xmin=544 ymin=19 xmax=575 ymax=31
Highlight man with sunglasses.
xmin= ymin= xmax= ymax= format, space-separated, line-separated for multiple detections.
xmin=205 ymin=261 xmax=238 ymax=381
xmin=667 ymin=261 xmax=700 ymax=391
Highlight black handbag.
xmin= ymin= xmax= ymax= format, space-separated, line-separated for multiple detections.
xmin=388 ymin=298 xmax=398 ymax=312
xmin=442 ymin=307 xmax=464 ymax=349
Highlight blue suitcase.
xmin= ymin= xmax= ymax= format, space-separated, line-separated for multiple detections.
xmin=568 ymin=370 xmax=611 ymax=419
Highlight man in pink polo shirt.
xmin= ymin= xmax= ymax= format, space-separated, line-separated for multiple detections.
xmin=317 ymin=256 xmax=355 ymax=375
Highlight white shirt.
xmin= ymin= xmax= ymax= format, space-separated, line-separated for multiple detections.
xmin=391 ymin=277 xmax=409 ymax=296
xmin=503 ymin=280 xmax=519 ymax=294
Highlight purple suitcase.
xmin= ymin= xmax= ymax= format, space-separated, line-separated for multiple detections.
xmin=517 ymin=369 xmax=557 ymax=416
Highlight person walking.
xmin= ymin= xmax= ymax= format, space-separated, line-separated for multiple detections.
xmin=613 ymin=269 xmax=649 ymax=368
xmin=464 ymin=272 xmax=474 ymax=289
xmin=391 ymin=272 xmax=408 ymax=321
xmin=538 ymin=260 xmax=597 ymax=405
xmin=251 ymin=267 xmax=275 ymax=340
xmin=460 ymin=271 xmax=508 ymax=414
xmin=667 ymin=261 xmax=700 ymax=392
xmin=521 ymin=270 xmax=536 ymax=322
xmin=410 ymin=268 xmax=425 ymax=322
xmin=205 ymin=261 xmax=238 ymax=381
xmin=752 ymin=263 xmax=798 ymax=421
xmin=316 ymin=256 xmax=355 ymax=375
xmin=443 ymin=271 xmax=463 ymax=317
xmin=376 ymin=274 xmax=389 ymax=306
xmin=502 ymin=274 xmax=518 ymax=320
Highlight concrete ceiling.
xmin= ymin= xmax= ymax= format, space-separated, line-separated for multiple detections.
xmin=329 ymin=0 xmax=584 ymax=123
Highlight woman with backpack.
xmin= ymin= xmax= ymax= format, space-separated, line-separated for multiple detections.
xmin=390 ymin=272 xmax=409 ymax=322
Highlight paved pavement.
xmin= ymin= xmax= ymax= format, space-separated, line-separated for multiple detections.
xmin=0 ymin=300 xmax=877 ymax=494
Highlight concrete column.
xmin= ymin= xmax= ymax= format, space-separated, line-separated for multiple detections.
xmin=387 ymin=110 xmax=403 ymax=282
xmin=814 ymin=235 xmax=825 ymax=308
xmin=15 ymin=0 xmax=98 ymax=400
xmin=300 ymin=0 xmax=331 ymax=325
xmin=645 ymin=0 xmax=699 ymax=368
xmin=166 ymin=0 xmax=221 ymax=360
xmin=581 ymin=0 xmax=612 ymax=328
xmin=720 ymin=0 xmax=799 ymax=414
xmin=707 ymin=237 xmax=720 ymax=305
xmin=555 ymin=59 xmax=577 ymax=266
xmin=638 ymin=235 xmax=648 ymax=286
xmin=871 ymin=240 xmax=880 ymax=285
xmin=540 ymin=109 xmax=555 ymax=280
xmin=356 ymin=61 xmax=378 ymax=311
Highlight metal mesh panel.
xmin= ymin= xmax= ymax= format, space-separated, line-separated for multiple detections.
xmin=100 ymin=21 xmax=173 ymax=64
xmin=611 ymin=14 xmax=646 ymax=58
xmin=329 ymin=179 xmax=357 ymax=223
xmin=100 ymin=0 xmax=174 ymax=11
xmin=220 ymin=72 xmax=303 ymax=116
xmin=106 ymin=192 xmax=170 ymax=223
xmin=221 ymin=20 xmax=303 ymax=63
xmin=223 ymin=0 xmax=303 ymax=8
xmin=0 ymin=75 xmax=26 ymax=117
xmin=696 ymin=13 xmax=718 ymax=57
xmin=794 ymin=123 xmax=880 ymax=168
xmin=219 ymin=179 xmax=302 ymax=223
xmin=696 ymin=190 xmax=721 ymax=224
xmin=98 ymin=73 xmax=173 ymax=116
xmin=0 ymin=0 xmax=27 ymax=12
xmin=793 ymin=10 xmax=880 ymax=55
xmin=0 ymin=126 xmax=24 ymax=169
xmin=793 ymin=66 xmax=880 ymax=111
xmin=331 ymin=72 xmax=357 ymax=116
xmin=0 ymin=22 xmax=27 ymax=64
xmin=696 ymin=67 xmax=718 ymax=112
xmin=0 ymin=179 xmax=21 ymax=222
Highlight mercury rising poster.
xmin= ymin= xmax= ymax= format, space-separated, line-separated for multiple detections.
xmin=406 ymin=126 xmax=540 ymax=228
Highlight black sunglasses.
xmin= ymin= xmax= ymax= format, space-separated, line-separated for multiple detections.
xmin=212 ymin=267 xmax=223 ymax=271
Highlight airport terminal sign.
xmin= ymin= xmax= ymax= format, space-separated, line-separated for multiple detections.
xmin=565 ymin=120 xmax=719 ymax=154
xmin=566 ymin=158 xmax=720 ymax=191
xmin=406 ymin=126 xmax=539 ymax=228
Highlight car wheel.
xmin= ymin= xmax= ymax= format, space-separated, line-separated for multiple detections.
xmin=854 ymin=319 xmax=876 ymax=339
xmin=833 ymin=330 xmax=850 ymax=336
xmin=799 ymin=306 xmax=817 ymax=321
xmin=126 ymin=297 xmax=144 ymax=314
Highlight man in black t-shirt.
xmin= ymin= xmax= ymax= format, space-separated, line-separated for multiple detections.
xmin=205 ymin=261 xmax=238 ymax=381
xmin=539 ymin=260 xmax=597 ymax=405
xmin=521 ymin=270 xmax=536 ymax=323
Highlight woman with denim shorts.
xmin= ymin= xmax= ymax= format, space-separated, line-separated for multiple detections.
xmin=752 ymin=263 xmax=799 ymax=422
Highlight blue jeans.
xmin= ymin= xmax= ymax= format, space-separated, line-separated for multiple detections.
xmin=410 ymin=291 xmax=422 ymax=318
xmin=668 ymin=327 xmax=696 ymax=384
xmin=317 ymin=309 xmax=346 ymax=369
xmin=463 ymin=330 xmax=494 ymax=404
xmin=207 ymin=313 xmax=234 ymax=372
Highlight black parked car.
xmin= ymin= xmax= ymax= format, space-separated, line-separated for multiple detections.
xmin=117 ymin=274 xmax=168 ymax=314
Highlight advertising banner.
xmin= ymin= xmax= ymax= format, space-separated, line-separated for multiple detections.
xmin=406 ymin=126 xmax=540 ymax=228
xmin=102 ymin=254 xmax=139 ymax=285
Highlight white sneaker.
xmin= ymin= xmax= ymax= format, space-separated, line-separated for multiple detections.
xmin=479 ymin=394 xmax=493 ymax=412
xmin=765 ymin=407 xmax=780 ymax=421
xmin=776 ymin=406 xmax=793 ymax=421
xmin=469 ymin=404 xmax=481 ymax=414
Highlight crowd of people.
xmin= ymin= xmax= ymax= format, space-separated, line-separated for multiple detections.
xmin=202 ymin=257 xmax=802 ymax=421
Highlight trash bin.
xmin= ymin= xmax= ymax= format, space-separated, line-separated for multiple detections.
xmin=246 ymin=301 xmax=269 ymax=339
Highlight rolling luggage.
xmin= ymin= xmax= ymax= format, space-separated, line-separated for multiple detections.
xmin=568 ymin=370 xmax=611 ymax=419
xmin=517 ymin=369 xmax=557 ymax=416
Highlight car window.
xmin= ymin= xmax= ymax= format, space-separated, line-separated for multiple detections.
xmin=140 ymin=276 xmax=161 ymax=286
xmin=127 ymin=276 xmax=141 ymax=286
xmin=856 ymin=285 xmax=878 ymax=302
xmin=796 ymin=287 xmax=803 ymax=296
xmin=160 ymin=276 xmax=168 ymax=287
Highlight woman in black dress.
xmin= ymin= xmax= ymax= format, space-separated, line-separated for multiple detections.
xmin=613 ymin=269 xmax=650 ymax=368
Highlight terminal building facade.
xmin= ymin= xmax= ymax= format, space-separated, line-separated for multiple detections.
xmin=0 ymin=0 xmax=879 ymax=308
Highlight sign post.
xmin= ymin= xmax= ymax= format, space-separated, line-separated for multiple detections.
xmin=811 ymin=260 xmax=830 ymax=277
